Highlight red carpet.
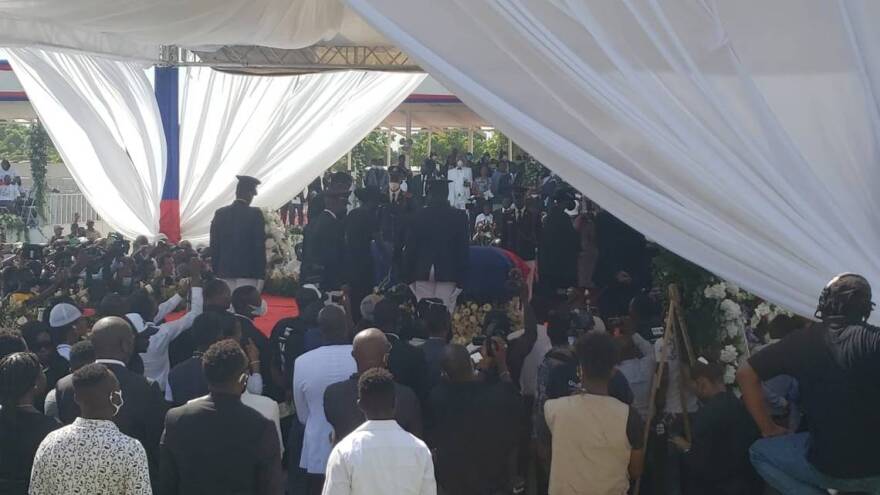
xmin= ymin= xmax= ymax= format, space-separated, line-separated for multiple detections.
xmin=166 ymin=294 xmax=299 ymax=338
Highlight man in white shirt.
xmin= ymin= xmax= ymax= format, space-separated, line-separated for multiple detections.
xmin=293 ymin=305 xmax=357 ymax=495
xmin=617 ymin=332 xmax=656 ymax=420
xmin=0 ymin=159 xmax=17 ymax=182
xmin=323 ymin=368 xmax=436 ymax=495
xmin=446 ymin=159 xmax=473 ymax=210
xmin=30 ymin=363 xmax=152 ymax=495
xmin=0 ymin=174 xmax=19 ymax=208
xmin=126 ymin=260 xmax=203 ymax=391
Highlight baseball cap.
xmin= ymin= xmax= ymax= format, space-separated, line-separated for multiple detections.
xmin=49 ymin=303 xmax=83 ymax=328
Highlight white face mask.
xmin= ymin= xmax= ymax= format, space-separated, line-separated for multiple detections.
xmin=109 ymin=390 xmax=124 ymax=417
xmin=456 ymin=160 xmax=464 ymax=168
xmin=250 ymin=298 xmax=268 ymax=317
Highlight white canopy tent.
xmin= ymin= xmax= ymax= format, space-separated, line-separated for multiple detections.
xmin=0 ymin=0 xmax=877 ymax=319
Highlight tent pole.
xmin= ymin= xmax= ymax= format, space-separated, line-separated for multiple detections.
xmin=427 ymin=129 xmax=432 ymax=155
xmin=405 ymin=111 xmax=412 ymax=167
xmin=386 ymin=127 xmax=392 ymax=167
xmin=507 ymin=136 xmax=513 ymax=159
xmin=468 ymin=128 xmax=474 ymax=154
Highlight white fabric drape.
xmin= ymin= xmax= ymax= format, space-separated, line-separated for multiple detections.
xmin=346 ymin=0 xmax=880 ymax=317
xmin=0 ymin=0 xmax=349 ymax=61
xmin=6 ymin=48 xmax=165 ymax=239
xmin=178 ymin=68 xmax=424 ymax=243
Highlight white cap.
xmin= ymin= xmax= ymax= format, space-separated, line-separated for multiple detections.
xmin=49 ymin=303 xmax=83 ymax=328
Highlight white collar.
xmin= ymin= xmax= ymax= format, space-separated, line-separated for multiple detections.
xmin=323 ymin=209 xmax=337 ymax=219
xmin=95 ymin=358 xmax=126 ymax=368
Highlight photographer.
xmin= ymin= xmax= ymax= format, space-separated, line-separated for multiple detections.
xmin=426 ymin=342 xmax=522 ymax=495
xmin=125 ymin=259 xmax=203 ymax=392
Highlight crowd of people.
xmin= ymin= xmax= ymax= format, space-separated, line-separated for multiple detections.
xmin=0 ymin=151 xmax=878 ymax=495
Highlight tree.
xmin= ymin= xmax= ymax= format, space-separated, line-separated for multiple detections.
xmin=331 ymin=129 xmax=399 ymax=177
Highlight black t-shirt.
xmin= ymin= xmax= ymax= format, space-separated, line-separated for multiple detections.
xmin=749 ymin=322 xmax=880 ymax=478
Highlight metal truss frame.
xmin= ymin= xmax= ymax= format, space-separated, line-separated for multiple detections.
xmin=160 ymin=44 xmax=421 ymax=74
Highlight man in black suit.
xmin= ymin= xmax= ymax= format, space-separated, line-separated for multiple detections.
xmin=538 ymin=188 xmax=580 ymax=298
xmin=403 ymin=179 xmax=469 ymax=312
xmin=302 ymin=180 xmax=350 ymax=292
xmin=55 ymin=317 xmax=167 ymax=486
xmin=209 ymin=175 xmax=266 ymax=293
xmin=160 ymin=339 xmax=282 ymax=495
xmin=500 ymin=186 xmax=541 ymax=297
xmin=346 ymin=188 xmax=381 ymax=321
xmin=377 ymin=166 xmax=415 ymax=286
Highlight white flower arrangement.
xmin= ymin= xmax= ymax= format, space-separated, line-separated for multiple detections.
xmin=262 ymin=208 xmax=297 ymax=279
xmin=723 ymin=364 xmax=737 ymax=385
xmin=703 ymin=282 xmax=727 ymax=300
xmin=719 ymin=344 xmax=739 ymax=364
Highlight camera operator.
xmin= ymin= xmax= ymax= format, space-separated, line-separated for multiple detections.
xmin=426 ymin=340 xmax=522 ymax=495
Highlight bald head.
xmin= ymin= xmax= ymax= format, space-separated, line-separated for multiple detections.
xmin=319 ymin=305 xmax=349 ymax=344
xmin=89 ymin=317 xmax=134 ymax=362
xmin=352 ymin=328 xmax=390 ymax=373
xmin=441 ymin=344 xmax=475 ymax=383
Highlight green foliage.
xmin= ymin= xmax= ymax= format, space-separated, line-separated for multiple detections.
xmin=0 ymin=212 xmax=27 ymax=243
xmin=652 ymin=248 xmax=721 ymax=354
xmin=332 ymin=130 xmax=398 ymax=176
xmin=28 ymin=121 xmax=49 ymax=219
xmin=0 ymin=122 xmax=60 ymax=163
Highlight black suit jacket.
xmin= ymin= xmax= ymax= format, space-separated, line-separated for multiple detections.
xmin=302 ymin=210 xmax=346 ymax=291
xmin=345 ymin=205 xmax=379 ymax=289
xmin=388 ymin=335 xmax=431 ymax=402
xmin=500 ymin=208 xmax=539 ymax=261
xmin=403 ymin=204 xmax=469 ymax=286
xmin=56 ymin=362 xmax=167 ymax=479
xmin=210 ymin=200 xmax=266 ymax=279
xmin=378 ymin=192 xmax=415 ymax=265
xmin=160 ymin=393 xmax=282 ymax=495
xmin=538 ymin=208 xmax=580 ymax=290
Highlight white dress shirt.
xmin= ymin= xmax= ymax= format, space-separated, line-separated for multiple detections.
xmin=322 ymin=420 xmax=436 ymax=495
xmin=29 ymin=418 xmax=151 ymax=495
xmin=446 ymin=166 xmax=472 ymax=210
xmin=654 ymin=337 xmax=698 ymax=414
xmin=617 ymin=333 xmax=656 ymax=420
xmin=519 ymin=324 xmax=552 ymax=397
xmin=293 ymin=344 xmax=356 ymax=474
xmin=127 ymin=287 xmax=203 ymax=391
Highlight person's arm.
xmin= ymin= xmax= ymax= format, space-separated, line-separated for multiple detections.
xmin=322 ymin=447 xmax=353 ymax=495
xmin=154 ymin=292 xmax=184 ymax=324
xmin=159 ymin=428 xmax=180 ymax=495
xmin=253 ymin=210 xmax=267 ymax=278
xmin=292 ymin=360 xmax=309 ymax=425
xmin=127 ymin=441 xmax=153 ymax=495
xmin=506 ymin=283 xmax=537 ymax=380
xmin=737 ymin=362 xmax=787 ymax=437
xmin=419 ymin=446 xmax=438 ymax=495
xmin=625 ymin=406 xmax=646 ymax=479
xmin=210 ymin=216 xmax=220 ymax=274
xmin=269 ymin=401 xmax=284 ymax=455
xmin=150 ymin=269 xmax=204 ymax=353
xmin=631 ymin=333 xmax=654 ymax=362
xmin=255 ymin=419 xmax=283 ymax=495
